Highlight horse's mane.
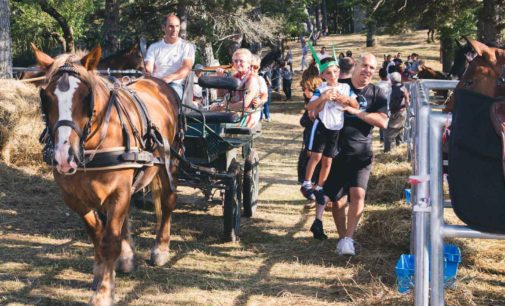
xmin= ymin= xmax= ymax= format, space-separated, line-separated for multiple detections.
xmin=44 ymin=51 xmax=100 ymax=93
xmin=45 ymin=51 xmax=88 ymax=80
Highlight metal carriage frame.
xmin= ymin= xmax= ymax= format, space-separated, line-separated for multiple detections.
xmin=176 ymin=72 xmax=262 ymax=242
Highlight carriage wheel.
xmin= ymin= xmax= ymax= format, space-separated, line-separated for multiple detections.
xmin=242 ymin=149 xmax=259 ymax=217
xmin=223 ymin=160 xmax=242 ymax=242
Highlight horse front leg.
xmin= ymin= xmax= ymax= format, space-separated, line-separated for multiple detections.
xmin=81 ymin=210 xmax=106 ymax=291
xmin=90 ymin=191 xmax=130 ymax=306
xmin=150 ymin=172 xmax=177 ymax=266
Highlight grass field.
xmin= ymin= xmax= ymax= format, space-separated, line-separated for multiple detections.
xmin=0 ymin=30 xmax=504 ymax=305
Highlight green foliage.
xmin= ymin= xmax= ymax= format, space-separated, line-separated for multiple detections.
xmin=11 ymin=0 xmax=98 ymax=64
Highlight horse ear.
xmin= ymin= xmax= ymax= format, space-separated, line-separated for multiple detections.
xmin=31 ymin=43 xmax=54 ymax=71
xmin=81 ymin=45 xmax=102 ymax=70
xmin=464 ymin=37 xmax=487 ymax=62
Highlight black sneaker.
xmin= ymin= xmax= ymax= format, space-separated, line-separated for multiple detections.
xmin=300 ymin=185 xmax=316 ymax=200
xmin=310 ymin=219 xmax=328 ymax=240
xmin=314 ymin=189 xmax=326 ymax=206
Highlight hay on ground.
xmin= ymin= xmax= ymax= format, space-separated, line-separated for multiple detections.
xmin=0 ymin=79 xmax=43 ymax=166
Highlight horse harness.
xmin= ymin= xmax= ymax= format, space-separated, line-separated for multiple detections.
xmin=40 ymin=62 xmax=180 ymax=192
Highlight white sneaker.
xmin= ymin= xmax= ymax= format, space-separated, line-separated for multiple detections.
xmin=336 ymin=237 xmax=355 ymax=256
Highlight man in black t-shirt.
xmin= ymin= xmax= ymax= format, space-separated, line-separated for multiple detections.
xmin=315 ymin=53 xmax=388 ymax=255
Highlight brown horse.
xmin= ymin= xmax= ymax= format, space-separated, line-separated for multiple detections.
xmin=447 ymin=37 xmax=505 ymax=233
xmin=33 ymin=44 xmax=179 ymax=305
xmin=22 ymin=43 xmax=145 ymax=86
xmin=417 ymin=64 xmax=447 ymax=80
xmin=443 ymin=38 xmax=505 ymax=112
xmin=417 ymin=64 xmax=449 ymax=98
xmin=98 ymin=43 xmax=145 ymax=72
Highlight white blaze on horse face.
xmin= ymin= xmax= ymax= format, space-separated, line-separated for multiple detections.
xmin=54 ymin=75 xmax=81 ymax=172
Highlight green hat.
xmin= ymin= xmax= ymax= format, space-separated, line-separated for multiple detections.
xmin=308 ymin=42 xmax=339 ymax=73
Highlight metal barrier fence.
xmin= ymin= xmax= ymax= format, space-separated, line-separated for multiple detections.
xmin=409 ymin=79 xmax=505 ymax=305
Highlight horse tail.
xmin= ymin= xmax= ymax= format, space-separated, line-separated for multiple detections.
xmin=150 ymin=174 xmax=163 ymax=230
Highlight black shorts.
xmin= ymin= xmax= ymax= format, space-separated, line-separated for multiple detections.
xmin=323 ymin=154 xmax=372 ymax=202
xmin=306 ymin=119 xmax=340 ymax=158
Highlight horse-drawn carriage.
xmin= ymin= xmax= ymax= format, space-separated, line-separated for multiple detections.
xmin=175 ymin=73 xmax=261 ymax=242
xmin=30 ymin=44 xmax=262 ymax=303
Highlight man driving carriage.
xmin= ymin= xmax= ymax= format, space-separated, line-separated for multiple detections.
xmin=145 ymin=14 xmax=195 ymax=99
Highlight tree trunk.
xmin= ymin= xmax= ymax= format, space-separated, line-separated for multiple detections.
xmin=197 ymin=38 xmax=217 ymax=66
xmin=102 ymin=0 xmax=119 ymax=56
xmin=321 ymin=0 xmax=327 ymax=33
xmin=177 ymin=2 xmax=188 ymax=40
xmin=0 ymin=0 xmax=13 ymax=78
xmin=477 ymin=0 xmax=501 ymax=45
xmin=315 ymin=3 xmax=321 ymax=31
xmin=366 ymin=19 xmax=377 ymax=47
xmin=37 ymin=0 xmax=74 ymax=52
xmin=440 ymin=35 xmax=454 ymax=73
xmin=332 ymin=9 xmax=337 ymax=34
xmin=353 ymin=5 xmax=365 ymax=33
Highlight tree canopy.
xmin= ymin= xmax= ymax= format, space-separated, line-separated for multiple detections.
xmin=6 ymin=0 xmax=505 ymax=68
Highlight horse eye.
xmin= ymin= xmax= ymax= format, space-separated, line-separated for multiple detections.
xmin=465 ymin=79 xmax=474 ymax=86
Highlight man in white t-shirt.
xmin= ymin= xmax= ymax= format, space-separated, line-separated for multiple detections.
xmin=145 ymin=14 xmax=195 ymax=99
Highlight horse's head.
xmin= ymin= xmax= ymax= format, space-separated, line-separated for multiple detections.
xmin=32 ymin=43 xmax=102 ymax=175
xmin=98 ymin=43 xmax=145 ymax=72
xmin=458 ymin=37 xmax=505 ymax=97
xmin=448 ymin=39 xmax=471 ymax=80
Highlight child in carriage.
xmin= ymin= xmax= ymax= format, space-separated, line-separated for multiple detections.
xmin=301 ymin=44 xmax=359 ymax=239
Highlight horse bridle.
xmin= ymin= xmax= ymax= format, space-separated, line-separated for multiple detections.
xmin=40 ymin=62 xmax=95 ymax=166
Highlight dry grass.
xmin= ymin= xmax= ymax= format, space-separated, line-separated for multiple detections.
xmin=0 ymin=79 xmax=44 ymax=167
xmin=0 ymin=30 xmax=504 ymax=305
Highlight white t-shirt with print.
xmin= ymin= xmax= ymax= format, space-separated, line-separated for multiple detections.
xmin=145 ymin=38 xmax=195 ymax=85
xmin=309 ymin=82 xmax=356 ymax=130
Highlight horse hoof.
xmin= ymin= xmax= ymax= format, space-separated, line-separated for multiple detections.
xmin=117 ymin=255 xmax=135 ymax=273
xmin=89 ymin=292 xmax=113 ymax=306
xmin=150 ymin=248 xmax=169 ymax=266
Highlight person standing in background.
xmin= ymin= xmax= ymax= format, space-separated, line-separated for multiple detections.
xmin=301 ymin=41 xmax=308 ymax=71
xmin=281 ymin=62 xmax=293 ymax=100
xmin=376 ymin=68 xmax=392 ymax=143
xmin=284 ymin=46 xmax=293 ymax=72
xmin=384 ymin=72 xmax=409 ymax=152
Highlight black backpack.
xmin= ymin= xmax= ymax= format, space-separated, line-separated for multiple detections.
xmin=389 ymin=84 xmax=405 ymax=113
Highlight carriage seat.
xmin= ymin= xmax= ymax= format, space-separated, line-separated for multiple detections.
xmin=198 ymin=76 xmax=241 ymax=91
xmin=186 ymin=111 xmax=239 ymax=124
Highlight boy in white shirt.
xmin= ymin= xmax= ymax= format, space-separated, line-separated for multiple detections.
xmin=301 ymin=44 xmax=359 ymax=240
